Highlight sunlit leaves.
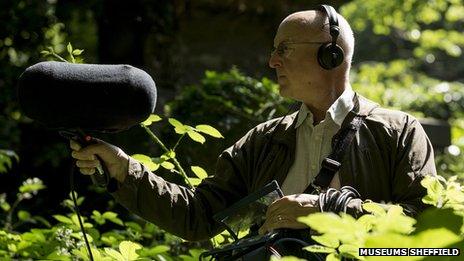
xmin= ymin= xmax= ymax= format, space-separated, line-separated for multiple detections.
xmin=104 ymin=241 xmax=142 ymax=261
xmin=421 ymin=175 xmax=464 ymax=211
xmin=19 ymin=178 xmax=46 ymax=194
xmin=362 ymin=202 xmax=386 ymax=216
xmin=131 ymin=154 xmax=159 ymax=171
xmin=0 ymin=149 xmax=18 ymax=174
xmin=187 ymin=130 xmax=205 ymax=144
xmin=195 ymin=125 xmax=224 ymax=138
xmin=187 ymin=166 xmax=208 ymax=186
xmin=179 ymin=249 xmax=205 ymax=261
xmin=136 ymin=245 xmax=170 ymax=258
xmin=341 ymin=0 xmax=464 ymax=62
xmin=0 ymin=193 xmax=10 ymax=212
xmin=91 ymin=211 xmax=123 ymax=226
xmin=72 ymin=247 xmax=110 ymax=261
xmin=366 ymin=228 xmax=461 ymax=249
xmin=270 ymin=256 xmax=307 ymax=261
xmin=141 ymin=114 xmax=162 ymax=126
xmin=167 ymin=117 xmax=223 ymax=144
xmin=191 ymin=166 xmax=208 ymax=179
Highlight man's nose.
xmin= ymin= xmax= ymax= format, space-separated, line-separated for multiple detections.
xmin=268 ymin=53 xmax=282 ymax=68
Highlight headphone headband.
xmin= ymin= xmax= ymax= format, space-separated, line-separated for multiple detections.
xmin=315 ymin=4 xmax=345 ymax=70
xmin=317 ymin=4 xmax=340 ymax=44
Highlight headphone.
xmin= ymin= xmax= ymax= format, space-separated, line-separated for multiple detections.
xmin=316 ymin=4 xmax=345 ymax=70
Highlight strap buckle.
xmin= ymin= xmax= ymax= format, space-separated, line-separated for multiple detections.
xmin=309 ymin=183 xmax=324 ymax=194
xmin=321 ymin=157 xmax=341 ymax=172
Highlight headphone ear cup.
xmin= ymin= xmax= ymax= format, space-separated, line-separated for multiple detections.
xmin=317 ymin=43 xmax=345 ymax=70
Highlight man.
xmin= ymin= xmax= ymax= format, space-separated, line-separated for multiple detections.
xmin=70 ymin=6 xmax=436 ymax=241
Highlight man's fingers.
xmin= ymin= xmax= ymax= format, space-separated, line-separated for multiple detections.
xmin=80 ymin=167 xmax=96 ymax=175
xmin=69 ymin=140 xmax=82 ymax=151
xmin=76 ymin=160 xmax=100 ymax=169
xmin=72 ymin=150 xmax=96 ymax=161
xmin=265 ymin=197 xmax=290 ymax=219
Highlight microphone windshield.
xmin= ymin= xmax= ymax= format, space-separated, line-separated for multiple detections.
xmin=17 ymin=61 xmax=157 ymax=132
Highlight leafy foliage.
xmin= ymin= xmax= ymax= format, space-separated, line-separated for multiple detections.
xmin=299 ymin=175 xmax=464 ymax=261
xmin=165 ymin=68 xmax=291 ymax=174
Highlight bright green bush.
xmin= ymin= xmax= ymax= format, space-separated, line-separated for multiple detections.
xmin=299 ymin=175 xmax=464 ymax=261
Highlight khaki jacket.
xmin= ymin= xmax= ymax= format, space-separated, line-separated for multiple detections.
xmin=112 ymin=94 xmax=436 ymax=241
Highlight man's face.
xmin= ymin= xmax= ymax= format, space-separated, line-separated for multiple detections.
xmin=269 ymin=18 xmax=328 ymax=101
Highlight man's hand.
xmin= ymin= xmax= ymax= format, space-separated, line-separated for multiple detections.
xmin=258 ymin=194 xmax=319 ymax=235
xmin=70 ymin=139 xmax=129 ymax=183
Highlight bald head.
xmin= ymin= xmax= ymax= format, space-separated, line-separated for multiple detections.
xmin=277 ymin=9 xmax=355 ymax=70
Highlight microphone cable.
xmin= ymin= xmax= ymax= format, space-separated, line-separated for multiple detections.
xmin=318 ymin=186 xmax=361 ymax=213
xmin=61 ymin=130 xmax=96 ymax=261
xmin=70 ymin=162 xmax=95 ymax=261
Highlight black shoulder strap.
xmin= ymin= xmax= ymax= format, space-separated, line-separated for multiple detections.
xmin=305 ymin=93 xmax=378 ymax=193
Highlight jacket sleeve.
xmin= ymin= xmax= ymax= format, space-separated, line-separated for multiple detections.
xmin=346 ymin=115 xmax=437 ymax=217
xmin=390 ymin=115 xmax=437 ymax=216
xmin=109 ymin=134 xmax=254 ymax=241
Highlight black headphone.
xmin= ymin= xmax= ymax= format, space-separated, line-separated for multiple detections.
xmin=316 ymin=4 xmax=345 ymax=70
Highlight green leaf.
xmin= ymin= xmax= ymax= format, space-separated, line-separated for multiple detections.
xmin=311 ymin=234 xmax=339 ymax=248
xmin=103 ymin=211 xmax=124 ymax=226
xmin=102 ymin=211 xmax=117 ymax=219
xmin=161 ymin=161 xmax=175 ymax=170
xmin=168 ymin=118 xmax=184 ymax=129
xmin=188 ymin=178 xmax=202 ymax=186
xmin=362 ymin=202 xmax=386 ymax=216
xmin=53 ymin=215 xmax=73 ymax=224
xmin=33 ymin=216 xmax=51 ymax=227
xmin=297 ymin=212 xmax=342 ymax=233
xmin=326 ymin=253 xmax=340 ymax=261
xmin=338 ymin=244 xmax=361 ymax=259
xmin=40 ymin=50 xmax=50 ymax=55
xmin=0 ymin=194 xmax=10 ymax=211
xmin=72 ymin=49 xmax=84 ymax=55
xmin=411 ymin=228 xmax=461 ymax=248
xmin=271 ymin=257 xmax=307 ymax=261
xmin=421 ymin=176 xmax=445 ymax=206
xmin=125 ymin=222 xmax=143 ymax=232
xmin=174 ymin=126 xmax=189 ymax=134
xmin=415 ymin=208 xmax=463 ymax=235
xmin=303 ymin=244 xmax=336 ymax=253
xmin=92 ymin=210 xmax=105 ymax=225
xmin=119 ymin=241 xmax=142 ymax=261
xmin=164 ymin=150 xmax=176 ymax=159
xmin=138 ymin=245 xmax=170 ymax=257
xmin=104 ymin=248 xmax=125 ymax=261
xmin=191 ymin=166 xmax=208 ymax=179
xmin=187 ymin=130 xmax=206 ymax=144
xmin=365 ymin=233 xmax=413 ymax=248
xmin=19 ymin=178 xmax=46 ymax=194
xmin=67 ymin=42 xmax=73 ymax=54
xmin=1 ymin=201 xmax=10 ymax=212
xmin=131 ymin=154 xmax=159 ymax=171
xmin=195 ymin=125 xmax=224 ymax=138
xmin=17 ymin=210 xmax=31 ymax=221
xmin=71 ymin=214 xmax=93 ymax=228
xmin=141 ymin=114 xmax=162 ymax=126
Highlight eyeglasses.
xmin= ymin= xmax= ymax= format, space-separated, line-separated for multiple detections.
xmin=270 ymin=41 xmax=328 ymax=57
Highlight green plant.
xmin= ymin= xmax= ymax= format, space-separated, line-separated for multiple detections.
xmin=297 ymin=175 xmax=464 ymax=261
xmin=164 ymin=68 xmax=291 ymax=175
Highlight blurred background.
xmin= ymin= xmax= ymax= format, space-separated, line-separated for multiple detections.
xmin=0 ymin=0 xmax=463 ymax=254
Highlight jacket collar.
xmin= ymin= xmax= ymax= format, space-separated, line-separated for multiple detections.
xmin=295 ymin=86 xmax=355 ymax=128
xmin=266 ymin=93 xmax=379 ymax=145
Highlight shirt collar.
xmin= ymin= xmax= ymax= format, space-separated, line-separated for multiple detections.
xmin=295 ymin=86 xmax=355 ymax=128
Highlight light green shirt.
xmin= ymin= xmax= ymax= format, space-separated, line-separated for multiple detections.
xmin=281 ymin=87 xmax=355 ymax=195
